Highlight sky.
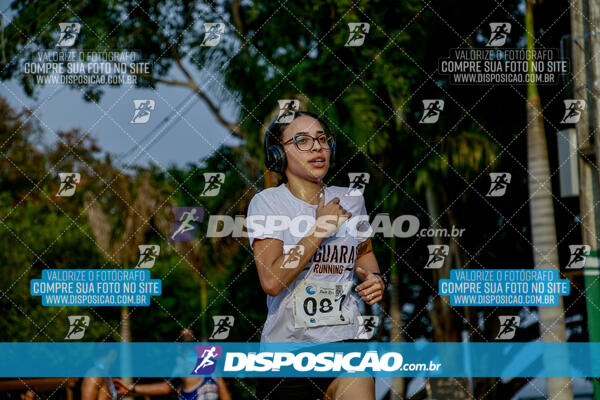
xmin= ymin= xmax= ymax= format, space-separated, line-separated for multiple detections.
xmin=0 ymin=0 xmax=240 ymax=170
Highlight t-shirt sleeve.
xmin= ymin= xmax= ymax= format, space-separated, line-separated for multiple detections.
xmin=356 ymin=194 xmax=374 ymax=243
xmin=246 ymin=192 xmax=285 ymax=247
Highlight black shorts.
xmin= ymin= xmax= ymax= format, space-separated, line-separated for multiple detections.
xmin=256 ymin=339 xmax=371 ymax=400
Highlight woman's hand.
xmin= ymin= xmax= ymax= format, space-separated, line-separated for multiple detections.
xmin=355 ymin=266 xmax=384 ymax=305
xmin=113 ymin=378 xmax=133 ymax=395
xmin=315 ymin=195 xmax=352 ymax=236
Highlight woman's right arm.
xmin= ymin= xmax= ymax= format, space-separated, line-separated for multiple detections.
xmin=215 ymin=377 xmax=232 ymax=400
xmin=252 ymin=195 xmax=351 ymax=297
xmin=113 ymin=378 xmax=173 ymax=396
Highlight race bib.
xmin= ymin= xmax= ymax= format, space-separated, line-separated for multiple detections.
xmin=292 ymin=280 xmax=353 ymax=328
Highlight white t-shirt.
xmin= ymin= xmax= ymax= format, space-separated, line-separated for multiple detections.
xmin=247 ymin=184 xmax=373 ymax=342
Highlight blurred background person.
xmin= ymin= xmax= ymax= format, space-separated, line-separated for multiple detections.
xmin=114 ymin=329 xmax=231 ymax=400
xmin=81 ymin=338 xmax=119 ymax=400
xmin=20 ymin=389 xmax=41 ymax=400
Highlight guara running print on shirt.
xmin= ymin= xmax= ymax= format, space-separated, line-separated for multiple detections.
xmin=247 ymin=184 xmax=373 ymax=342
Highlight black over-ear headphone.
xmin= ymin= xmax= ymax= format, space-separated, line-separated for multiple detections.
xmin=264 ymin=111 xmax=336 ymax=175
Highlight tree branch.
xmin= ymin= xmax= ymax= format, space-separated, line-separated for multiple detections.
xmin=188 ymin=79 xmax=242 ymax=137
xmin=140 ymin=73 xmax=243 ymax=138
xmin=172 ymin=46 xmax=195 ymax=84
xmin=142 ymin=46 xmax=243 ymax=138
xmin=231 ymin=0 xmax=245 ymax=36
xmin=152 ymin=77 xmax=194 ymax=88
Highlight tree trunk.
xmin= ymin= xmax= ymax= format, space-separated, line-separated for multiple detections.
xmin=574 ymin=1 xmax=600 ymax=398
xmin=425 ymin=185 xmax=461 ymax=342
xmin=84 ymin=173 xmax=165 ymax=400
xmin=525 ymin=2 xmax=573 ymax=399
xmin=571 ymin=0 xmax=600 ymax=258
xmin=389 ymin=236 xmax=405 ymax=399
xmin=120 ymin=306 xmax=134 ymax=400
xmin=200 ymin=278 xmax=208 ymax=341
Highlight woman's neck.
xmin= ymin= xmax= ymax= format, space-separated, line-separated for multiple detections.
xmin=285 ymin=175 xmax=323 ymax=205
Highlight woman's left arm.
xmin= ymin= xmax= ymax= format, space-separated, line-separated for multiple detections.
xmin=354 ymin=238 xmax=385 ymax=306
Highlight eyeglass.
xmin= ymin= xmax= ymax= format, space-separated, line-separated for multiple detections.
xmin=281 ymin=133 xmax=335 ymax=152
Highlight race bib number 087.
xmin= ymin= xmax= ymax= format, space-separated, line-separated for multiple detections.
xmin=292 ymin=280 xmax=353 ymax=328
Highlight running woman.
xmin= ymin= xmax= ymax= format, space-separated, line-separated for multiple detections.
xmin=247 ymin=110 xmax=385 ymax=400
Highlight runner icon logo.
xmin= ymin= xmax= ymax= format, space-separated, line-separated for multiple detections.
xmin=345 ymin=23 xmax=370 ymax=47
xmin=424 ymin=245 xmax=448 ymax=270
xmin=561 ymin=100 xmax=586 ymax=124
xmin=65 ymin=315 xmax=90 ymax=340
xmin=419 ymin=100 xmax=444 ymax=124
xmin=56 ymin=23 xmax=81 ymax=47
xmin=56 ymin=172 xmax=81 ymax=197
xmin=486 ymin=172 xmax=511 ymax=197
xmin=200 ymin=173 xmax=225 ymax=197
xmin=346 ymin=172 xmax=370 ymax=196
xmin=486 ymin=23 xmax=511 ymax=47
xmin=135 ymin=245 xmax=160 ymax=268
xmin=130 ymin=100 xmax=155 ymax=124
xmin=356 ymin=315 xmax=379 ymax=340
xmin=565 ymin=244 xmax=591 ymax=269
xmin=192 ymin=345 xmax=222 ymax=375
xmin=201 ymin=23 xmax=225 ymax=47
xmin=496 ymin=315 xmax=520 ymax=340
xmin=276 ymin=99 xmax=300 ymax=123
xmin=169 ymin=207 xmax=204 ymax=242
xmin=282 ymin=245 xmax=305 ymax=269
xmin=210 ymin=316 xmax=235 ymax=340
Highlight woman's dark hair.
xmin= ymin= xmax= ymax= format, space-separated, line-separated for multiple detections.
xmin=265 ymin=110 xmax=334 ymax=183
